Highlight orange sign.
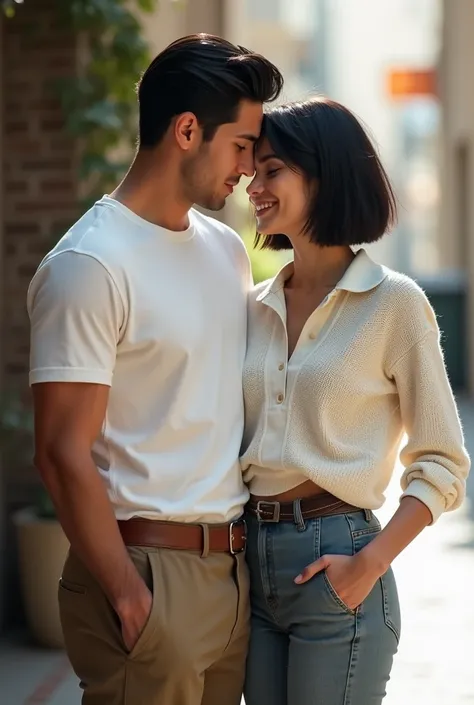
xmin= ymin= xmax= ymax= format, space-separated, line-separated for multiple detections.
xmin=387 ymin=69 xmax=437 ymax=98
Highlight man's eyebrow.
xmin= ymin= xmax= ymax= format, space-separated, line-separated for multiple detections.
xmin=236 ymin=133 xmax=259 ymax=142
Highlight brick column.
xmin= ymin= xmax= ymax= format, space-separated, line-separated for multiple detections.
xmin=1 ymin=0 xmax=79 ymax=626
xmin=3 ymin=1 xmax=78 ymax=398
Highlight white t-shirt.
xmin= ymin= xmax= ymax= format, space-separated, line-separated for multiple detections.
xmin=27 ymin=196 xmax=253 ymax=523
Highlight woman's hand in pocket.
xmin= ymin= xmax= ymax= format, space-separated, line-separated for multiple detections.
xmin=294 ymin=552 xmax=383 ymax=611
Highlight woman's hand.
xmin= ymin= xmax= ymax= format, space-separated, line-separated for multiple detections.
xmin=294 ymin=551 xmax=384 ymax=611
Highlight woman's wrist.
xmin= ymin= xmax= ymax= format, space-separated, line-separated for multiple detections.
xmin=357 ymin=541 xmax=391 ymax=577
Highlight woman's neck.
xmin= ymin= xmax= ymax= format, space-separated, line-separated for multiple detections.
xmin=287 ymin=242 xmax=355 ymax=292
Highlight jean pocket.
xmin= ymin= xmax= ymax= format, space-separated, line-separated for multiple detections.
xmin=322 ymin=572 xmax=357 ymax=616
xmin=350 ymin=510 xmax=381 ymax=541
xmin=379 ymin=567 xmax=401 ymax=644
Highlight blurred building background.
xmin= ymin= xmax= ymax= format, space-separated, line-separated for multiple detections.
xmin=0 ymin=0 xmax=472 ymax=676
xmin=440 ymin=0 xmax=474 ymax=396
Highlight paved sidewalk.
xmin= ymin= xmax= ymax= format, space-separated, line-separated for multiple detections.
xmin=381 ymin=397 xmax=474 ymax=705
xmin=0 ymin=637 xmax=80 ymax=704
xmin=1 ymin=398 xmax=473 ymax=704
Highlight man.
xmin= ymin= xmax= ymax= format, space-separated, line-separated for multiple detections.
xmin=27 ymin=34 xmax=283 ymax=705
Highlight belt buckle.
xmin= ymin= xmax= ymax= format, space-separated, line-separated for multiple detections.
xmin=256 ymin=500 xmax=281 ymax=523
xmin=229 ymin=519 xmax=247 ymax=555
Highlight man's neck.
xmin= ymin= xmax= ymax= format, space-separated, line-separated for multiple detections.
xmin=110 ymin=149 xmax=192 ymax=232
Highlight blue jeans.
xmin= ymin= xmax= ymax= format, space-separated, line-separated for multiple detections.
xmin=244 ymin=508 xmax=401 ymax=705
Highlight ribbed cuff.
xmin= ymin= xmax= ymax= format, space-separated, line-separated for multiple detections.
xmin=401 ymin=478 xmax=447 ymax=524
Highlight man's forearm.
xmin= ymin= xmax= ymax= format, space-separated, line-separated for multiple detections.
xmin=37 ymin=453 xmax=145 ymax=610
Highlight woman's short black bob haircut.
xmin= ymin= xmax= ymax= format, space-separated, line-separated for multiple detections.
xmin=255 ymin=96 xmax=397 ymax=250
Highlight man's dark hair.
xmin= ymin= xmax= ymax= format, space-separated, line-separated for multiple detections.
xmin=137 ymin=34 xmax=284 ymax=148
xmin=255 ymin=97 xmax=397 ymax=251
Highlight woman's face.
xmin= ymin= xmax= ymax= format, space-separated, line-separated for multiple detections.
xmin=247 ymin=137 xmax=310 ymax=238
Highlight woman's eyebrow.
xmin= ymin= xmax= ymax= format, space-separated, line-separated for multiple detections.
xmin=256 ymin=152 xmax=279 ymax=164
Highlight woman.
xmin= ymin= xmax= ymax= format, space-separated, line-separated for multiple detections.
xmin=240 ymin=97 xmax=470 ymax=705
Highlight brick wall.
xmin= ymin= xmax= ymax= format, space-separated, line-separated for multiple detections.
xmin=1 ymin=1 xmax=79 ymax=627
xmin=2 ymin=1 xmax=79 ymax=505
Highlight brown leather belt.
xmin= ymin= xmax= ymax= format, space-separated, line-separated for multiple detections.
xmin=246 ymin=492 xmax=361 ymax=522
xmin=117 ymin=518 xmax=247 ymax=554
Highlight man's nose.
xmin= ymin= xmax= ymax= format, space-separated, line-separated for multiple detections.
xmin=238 ymin=151 xmax=256 ymax=178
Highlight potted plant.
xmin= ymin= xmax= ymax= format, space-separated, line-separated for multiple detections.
xmin=0 ymin=393 xmax=69 ymax=648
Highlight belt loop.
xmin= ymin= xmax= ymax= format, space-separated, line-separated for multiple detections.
xmin=200 ymin=524 xmax=210 ymax=558
xmin=364 ymin=508 xmax=372 ymax=522
xmin=293 ymin=499 xmax=306 ymax=532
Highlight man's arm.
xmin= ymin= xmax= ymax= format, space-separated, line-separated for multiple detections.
xmin=33 ymin=381 xmax=151 ymax=651
xmin=28 ymin=251 xmax=151 ymax=650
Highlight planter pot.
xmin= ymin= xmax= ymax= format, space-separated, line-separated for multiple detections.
xmin=13 ymin=508 xmax=69 ymax=648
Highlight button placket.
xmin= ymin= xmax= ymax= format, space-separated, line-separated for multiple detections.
xmin=302 ymin=294 xmax=338 ymax=348
xmin=268 ymin=319 xmax=288 ymax=407
xmin=294 ymin=311 xmax=324 ymax=352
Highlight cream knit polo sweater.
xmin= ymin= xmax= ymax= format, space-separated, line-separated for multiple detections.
xmin=240 ymin=249 xmax=470 ymax=522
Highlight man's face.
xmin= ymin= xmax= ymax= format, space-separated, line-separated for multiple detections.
xmin=181 ymin=100 xmax=263 ymax=211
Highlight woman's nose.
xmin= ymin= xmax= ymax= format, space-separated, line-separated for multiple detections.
xmin=246 ymin=177 xmax=264 ymax=197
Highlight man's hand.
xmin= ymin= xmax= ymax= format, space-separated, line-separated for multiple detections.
xmin=33 ymin=382 xmax=152 ymax=638
xmin=294 ymin=552 xmax=383 ymax=611
xmin=116 ymin=582 xmax=153 ymax=653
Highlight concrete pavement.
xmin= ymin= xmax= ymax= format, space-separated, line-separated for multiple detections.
xmin=1 ymin=398 xmax=473 ymax=704
xmin=0 ymin=638 xmax=80 ymax=704
xmin=381 ymin=396 xmax=474 ymax=705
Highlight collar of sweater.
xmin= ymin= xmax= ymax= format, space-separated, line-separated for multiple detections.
xmin=256 ymin=248 xmax=387 ymax=302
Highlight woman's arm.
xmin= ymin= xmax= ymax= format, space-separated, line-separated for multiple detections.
xmin=294 ymin=497 xmax=431 ymax=605
xmin=296 ymin=327 xmax=470 ymax=606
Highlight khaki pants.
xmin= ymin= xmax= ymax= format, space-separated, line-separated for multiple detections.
xmin=58 ymin=543 xmax=249 ymax=705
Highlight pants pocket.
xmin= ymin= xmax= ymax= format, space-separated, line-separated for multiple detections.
xmin=317 ymin=515 xmax=359 ymax=617
xmin=322 ymin=572 xmax=357 ymax=615
xmin=379 ymin=567 xmax=401 ymax=644
xmin=349 ymin=517 xmax=401 ymax=643
xmin=127 ymin=551 xmax=162 ymax=659
xmin=59 ymin=578 xmax=86 ymax=595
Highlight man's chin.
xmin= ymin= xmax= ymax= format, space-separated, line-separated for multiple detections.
xmin=196 ymin=195 xmax=227 ymax=212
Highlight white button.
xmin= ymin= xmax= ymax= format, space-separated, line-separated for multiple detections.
xmin=309 ymin=332 xmax=316 ymax=340
xmin=278 ymin=363 xmax=285 ymax=371
xmin=277 ymin=393 xmax=284 ymax=403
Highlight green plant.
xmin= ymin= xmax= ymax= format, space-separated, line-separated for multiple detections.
xmin=0 ymin=394 xmax=56 ymax=519
xmin=4 ymin=0 xmax=167 ymax=207
xmin=1 ymin=0 xmax=23 ymax=19
xmin=54 ymin=0 xmax=160 ymax=207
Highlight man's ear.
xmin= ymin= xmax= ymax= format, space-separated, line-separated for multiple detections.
xmin=174 ymin=112 xmax=201 ymax=151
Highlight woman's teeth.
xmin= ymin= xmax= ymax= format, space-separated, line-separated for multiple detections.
xmin=255 ymin=202 xmax=276 ymax=214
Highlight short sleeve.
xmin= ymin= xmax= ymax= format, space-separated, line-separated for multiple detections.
xmin=27 ymin=251 xmax=125 ymax=387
